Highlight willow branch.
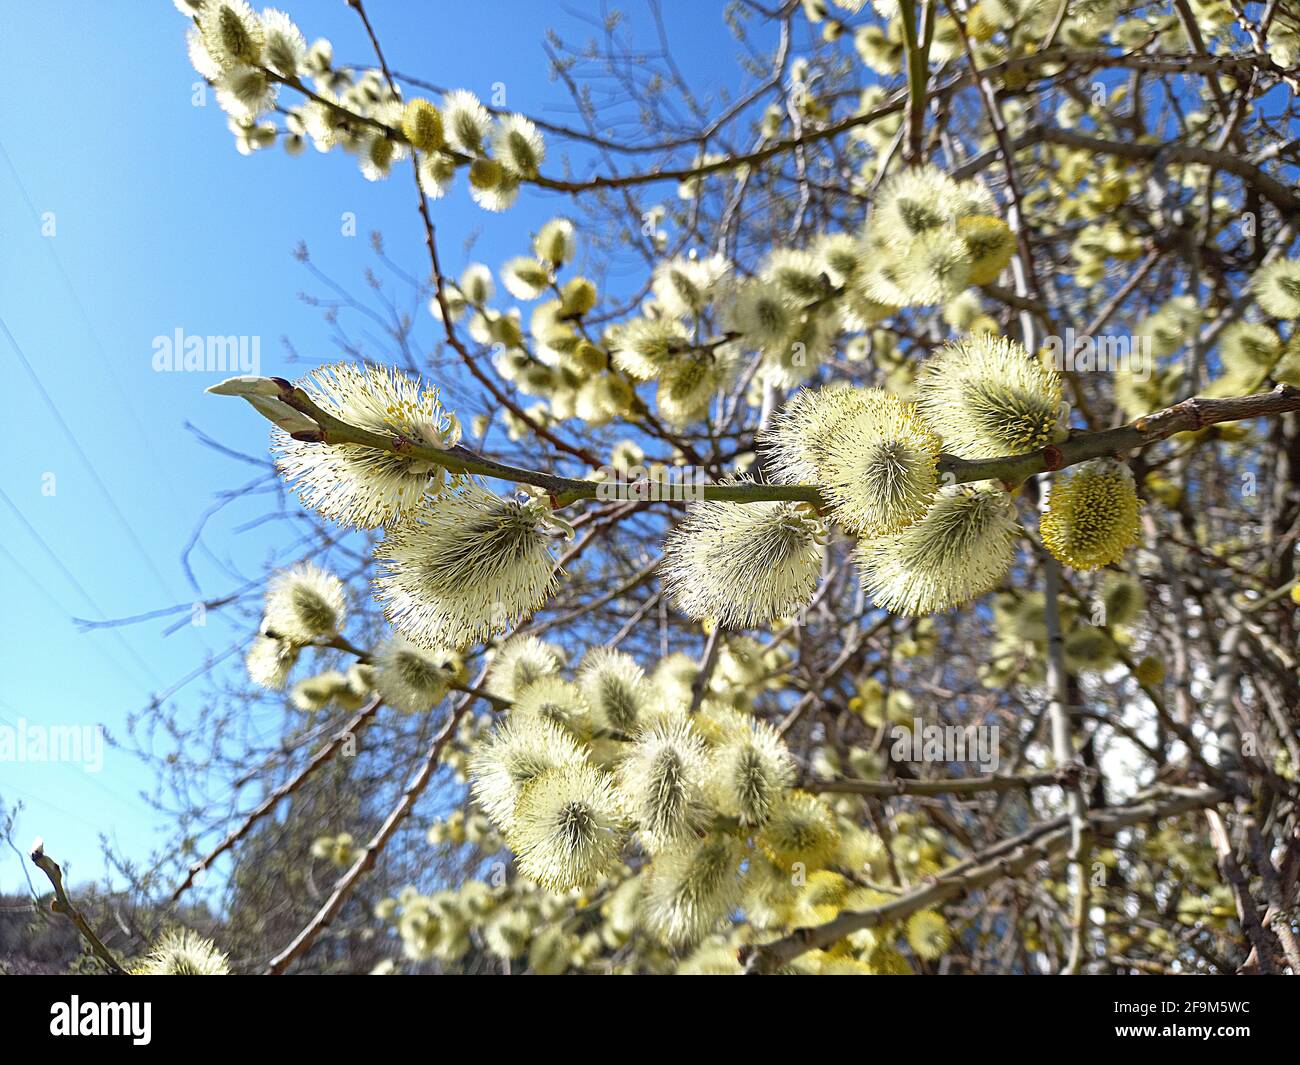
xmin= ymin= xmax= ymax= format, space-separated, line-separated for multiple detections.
xmin=30 ymin=841 xmax=129 ymax=975
xmin=806 ymin=766 xmax=1075 ymax=797
xmin=170 ymin=695 xmax=385 ymax=904
xmin=741 ymin=787 xmax=1229 ymax=974
xmin=210 ymin=376 xmax=1300 ymax=508
xmin=265 ymin=690 xmax=476 ymax=974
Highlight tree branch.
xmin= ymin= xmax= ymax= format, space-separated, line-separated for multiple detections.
xmin=30 ymin=841 xmax=129 ymax=975
xmin=210 ymin=375 xmax=1300 ymax=508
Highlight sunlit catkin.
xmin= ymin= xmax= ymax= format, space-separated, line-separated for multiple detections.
xmin=1252 ymin=259 xmax=1300 ymax=319
xmin=856 ymin=484 xmax=1021 ymax=616
xmin=661 ymin=498 xmax=825 ymax=626
xmin=757 ymin=790 xmax=841 ymax=870
xmin=245 ymin=634 xmax=299 ymax=690
xmin=1040 ymin=458 xmax=1141 ymax=571
xmin=511 ymin=676 xmax=592 ymax=739
xmin=273 ymin=362 xmax=461 ymax=529
xmin=816 ymin=392 xmax=942 ymax=534
xmin=487 ymin=635 xmax=566 ymax=699
xmin=617 ymin=718 xmax=713 ymax=851
xmin=510 ymin=762 xmax=626 ymax=891
xmin=375 ymin=487 xmax=561 ymax=648
xmin=469 ymin=716 xmax=588 ymax=835
xmin=373 ymin=635 xmax=464 ymax=713
xmin=132 ymin=929 xmax=231 ymax=975
xmin=263 ymin=562 xmax=346 ymax=642
xmin=760 ymin=385 xmax=881 ymax=486
xmin=916 ymin=334 xmax=1063 ymax=458
xmin=643 ymin=831 xmax=744 ymax=946
xmin=708 ymin=715 xmax=796 ymax=826
xmin=197 ymin=1 xmax=263 ymax=72
xmin=577 ymin=647 xmax=654 ymax=735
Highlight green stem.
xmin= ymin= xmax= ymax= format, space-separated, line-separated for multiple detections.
xmin=212 ymin=377 xmax=1300 ymax=511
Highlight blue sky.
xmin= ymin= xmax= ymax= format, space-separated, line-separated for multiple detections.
xmin=0 ymin=0 xmax=762 ymax=893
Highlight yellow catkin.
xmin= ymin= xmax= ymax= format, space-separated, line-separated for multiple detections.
xmin=1040 ymin=459 xmax=1141 ymax=571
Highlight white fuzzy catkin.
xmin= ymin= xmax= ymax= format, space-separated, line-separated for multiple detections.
xmin=375 ymin=487 xmax=559 ymax=648
xmin=661 ymin=498 xmax=825 ymax=626
xmin=856 ymin=483 xmax=1021 ymax=616
xmin=273 ymin=362 xmax=460 ymax=529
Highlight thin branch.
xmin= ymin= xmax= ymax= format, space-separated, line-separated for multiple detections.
xmin=30 ymin=841 xmax=129 ymax=975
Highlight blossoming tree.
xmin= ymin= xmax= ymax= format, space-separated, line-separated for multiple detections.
xmin=39 ymin=0 xmax=1300 ymax=976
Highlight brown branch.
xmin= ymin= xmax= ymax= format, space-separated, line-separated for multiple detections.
xmin=806 ymin=767 xmax=1076 ymax=798
xmin=30 ymin=841 xmax=128 ymax=975
xmin=741 ymin=787 xmax=1229 ymax=973
xmin=264 ymin=690 xmax=476 ymax=974
xmin=170 ymin=695 xmax=384 ymax=904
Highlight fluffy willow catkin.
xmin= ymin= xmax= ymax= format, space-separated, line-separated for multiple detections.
xmin=1040 ymin=458 xmax=1142 ymax=571
xmin=871 ymin=165 xmax=966 ymax=245
xmin=576 ymin=647 xmax=654 ymax=735
xmin=760 ymin=386 xmax=880 ymax=485
xmin=509 ymin=762 xmax=626 ymax=891
xmin=511 ymin=676 xmax=592 ymax=740
xmin=375 ymin=487 xmax=560 ymax=648
xmin=727 ymin=278 xmax=797 ymax=349
xmin=810 ymin=391 xmax=942 ymax=534
xmin=132 ymin=929 xmax=231 ymax=976
xmin=1252 ymin=258 xmax=1300 ymax=318
xmin=906 ymin=910 xmax=952 ymax=961
xmin=617 ymin=718 xmax=713 ymax=851
xmin=660 ymin=497 xmax=826 ymax=626
xmin=856 ymin=483 xmax=1022 ymax=616
xmin=274 ymin=363 xmax=461 ymax=529
xmin=469 ymin=716 xmax=587 ymax=834
xmin=245 ymin=634 xmax=299 ymax=690
xmin=774 ymin=393 xmax=941 ymax=531
xmin=643 ymin=831 xmax=745 ymax=946
xmin=487 ymin=636 xmax=566 ymax=699
xmin=916 ymin=334 xmax=1064 ymax=458
xmin=611 ymin=317 xmax=690 ymax=381
xmin=957 ymin=214 xmax=1018 ymax=285
xmin=707 ymin=711 xmax=796 ymax=827
xmin=442 ymin=89 xmax=491 ymax=154
xmin=197 ymin=0 xmax=263 ymax=72
xmin=652 ymin=255 xmax=729 ymax=317
xmin=263 ymin=562 xmax=346 ymax=642
xmin=898 ymin=228 xmax=973 ymax=305
xmin=491 ymin=114 xmax=545 ymax=178
xmin=758 ymin=790 xmax=841 ymax=870
xmin=656 ymin=348 xmax=735 ymax=427
xmin=373 ymin=635 xmax=463 ymax=714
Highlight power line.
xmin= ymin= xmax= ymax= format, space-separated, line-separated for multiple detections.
xmin=0 ymin=697 xmax=153 ymax=816
xmin=0 ymin=136 xmax=185 ymax=501
xmin=0 ymin=315 xmax=181 ymax=604
xmin=0 ymin=483 xmax=161 ymax=681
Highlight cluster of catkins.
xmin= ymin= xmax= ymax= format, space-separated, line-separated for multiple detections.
xmin=661 ymin=329 xmax=1142 ymax=630
xmin=434 ymin=219 xmax=646 ymax=438
xmin=607 ymin=166 xmax=1017 ymax=414
xmin=244 ymin=554 xmax=468 ymax=714
xmin=982 ymin=572 xmax=1165 ymax=690
xmin=178 ymin=1 xmax=545 ymax=206
xmin=370 ymin=633 xmax=954 ymax=968
xmin=245 ymin=317 xmax=1157 ymax=681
